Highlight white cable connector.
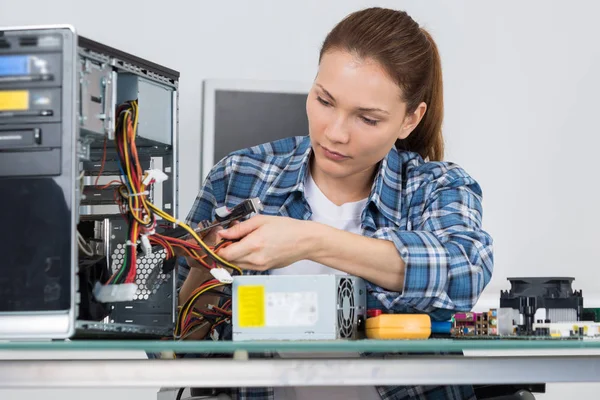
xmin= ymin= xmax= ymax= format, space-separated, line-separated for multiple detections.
xmin=140 ymin=234 xmax=152 ymax=256
xmin=93 ymin=282 xmax=138 ymax=303
xmin=215 ymin=205 xmax=232 ymax=219
xmin=143 ymin=169 xmax=168 ymax=186
xmin=210 ymin=267 xmax=233 ymax=284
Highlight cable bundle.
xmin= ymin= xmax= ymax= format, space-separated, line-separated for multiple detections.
xmin=175 ymin=279 xmax=232 ymax=340
xmin=93 ymin=99 xmax=242 ymax=303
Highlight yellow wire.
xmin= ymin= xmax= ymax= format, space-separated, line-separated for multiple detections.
xmin=146 ymin=202 xmax=242 ymax=274
xmin=182 ymin=284 xmax=225 ymax=322
xmin=176 ymin=282 xmax=225 ymax=336
xmin=153 ymin=237 xmax=174 ymax=257
xmin=118 ymin=186 xmax=152 ymax=225
xmin=122 ymin=110 xmax=135 ymax=195
xmin=118 ymin=102 xmax=152 ymax=226
xmin=128 ymin=101 xmax=152 ymax=221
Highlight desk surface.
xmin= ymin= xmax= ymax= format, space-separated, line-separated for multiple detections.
xmin=0 ymin=355 xmax=599 ymax=387
xmin=1 ymin=339 xmax=600 ymax=388
xmin=1 ymin=338 xmax=600 ymax=353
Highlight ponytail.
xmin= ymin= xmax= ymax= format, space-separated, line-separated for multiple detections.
xmin=396 ymin=29 xmax=445 ymax=162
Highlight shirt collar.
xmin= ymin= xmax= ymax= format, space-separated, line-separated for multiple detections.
xmin=264 ymin=136 xmax=312 ymax=198
xmin=368 ymin=146 xmax=404 ymax=226
xmin=267 ymin=136 xmax=404 ymax=226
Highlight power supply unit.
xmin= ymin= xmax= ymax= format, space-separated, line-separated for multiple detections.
xmin=231 ymin=274 xmax=367 ymax=341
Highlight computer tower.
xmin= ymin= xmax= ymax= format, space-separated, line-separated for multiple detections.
xmin=0 ymin=25 xmax=179 ymax=339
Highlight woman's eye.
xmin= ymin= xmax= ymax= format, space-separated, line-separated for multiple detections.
xmin=317 ymin=96 xmax=331 ymax=106
xmin=361 ymin=116 xmax=378 ymax=126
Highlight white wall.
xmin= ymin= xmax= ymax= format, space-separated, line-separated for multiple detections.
xmin=0 ymin=0 xmax=599 ymax=399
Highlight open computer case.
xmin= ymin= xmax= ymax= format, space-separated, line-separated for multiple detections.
xmin=0 ymin=25 xmax=180 ymax=339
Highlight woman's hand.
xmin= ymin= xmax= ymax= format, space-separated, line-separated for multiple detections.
xmin=216 ymin=215 xmax=312 ymax=271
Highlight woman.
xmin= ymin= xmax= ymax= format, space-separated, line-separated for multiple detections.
xmin=179 ymin=6 xmax=493 ymax=400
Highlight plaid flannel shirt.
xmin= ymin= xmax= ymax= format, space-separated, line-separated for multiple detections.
xmin=177 ymin=135 xmax=494 ymax=400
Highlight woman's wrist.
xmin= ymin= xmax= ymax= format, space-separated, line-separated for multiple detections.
xmin=299 ymin=220 xmax=329 ymax=261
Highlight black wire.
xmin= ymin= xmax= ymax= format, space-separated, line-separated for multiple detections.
xmin=212 ymin=240 xmax=230 ymax=251
xmin=205 ymin=289 xmax=232 ymax=297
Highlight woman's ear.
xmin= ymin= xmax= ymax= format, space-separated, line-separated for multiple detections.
xmin=398 ymin=102 xmax=427 ymax=140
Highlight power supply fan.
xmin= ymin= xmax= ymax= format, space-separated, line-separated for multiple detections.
xmin=337 ymin=278 xmax=356 ymax=338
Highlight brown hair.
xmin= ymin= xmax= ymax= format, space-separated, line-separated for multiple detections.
xmin=319 ymin=7 xmax=444 ymax=161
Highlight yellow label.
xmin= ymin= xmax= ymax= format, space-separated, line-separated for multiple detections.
xmin=237 ymin=285 xmax=265 ymax=328
xmin=0 ymin=90 xmax=29 ymax=111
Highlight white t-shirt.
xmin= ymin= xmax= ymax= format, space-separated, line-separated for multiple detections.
xmin=271 ymin=171 xmax=381 ymax=400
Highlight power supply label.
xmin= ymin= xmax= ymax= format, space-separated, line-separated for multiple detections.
xmin=266 ymin=292 xmax=318 ymax=327
xmin=237 ymin=285 xmax=265 ymax=328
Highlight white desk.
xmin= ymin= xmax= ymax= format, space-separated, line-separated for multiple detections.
xmin=0 ymin=340 xmax=599 ymax=388
xmin=0 ymin=354 xmax=599 ymax=388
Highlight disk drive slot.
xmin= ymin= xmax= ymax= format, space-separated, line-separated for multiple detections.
xmin=0 ymin=53 xmax=62 ymax=86
xmin=0 ymin=148 xmax=60 ymax=177
xmin=0 ymin=88 xmax=61 ymax=123
xmin=0 ymin=124 xmax=61 ymax=149
xmin=0 ymin=128 xmax=41 ymax=148
xmin=83 ymin=156 xmax=151 ymax=174
xmin=83 ymin=175 xmax=121 ymax=186
xmin=82 ymin=186 xmax=120 ymax=204
xmin=79 ymin=204 xmax=120 ymax=216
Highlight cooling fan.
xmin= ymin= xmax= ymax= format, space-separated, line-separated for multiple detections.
xmin=337 ymin=277 xmax=356 ymax=338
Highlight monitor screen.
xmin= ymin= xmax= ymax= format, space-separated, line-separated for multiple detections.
xmin=201 ymin=79 xmax=311 ymax=181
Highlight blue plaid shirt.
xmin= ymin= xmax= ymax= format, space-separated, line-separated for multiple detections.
xmin=178 ymin=135 xmax=494 ymax=400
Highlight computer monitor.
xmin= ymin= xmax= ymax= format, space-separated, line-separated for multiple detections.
xmin=201 ymin=79 xmax=311 ymax=182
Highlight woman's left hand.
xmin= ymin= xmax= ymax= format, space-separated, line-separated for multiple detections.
xmin=216 ymin=215 xmax=313 ymax=271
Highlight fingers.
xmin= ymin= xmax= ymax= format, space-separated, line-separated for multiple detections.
xmin=216 ymin=240 xmax=253 ymax=263
xmin=200 ymin=226 xmax=225 ymax=246
xmin=229 ymin=262 xmax=266 ymax=272
xmin=217 ymin=216 xmax=263 ymax=241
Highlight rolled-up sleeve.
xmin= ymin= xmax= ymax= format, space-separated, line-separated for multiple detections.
xmin=369 ymin=175 xmax=494 ymax=321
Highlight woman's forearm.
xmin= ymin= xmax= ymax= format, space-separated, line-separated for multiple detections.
xmin=305 ymin=222 xmax=406 ymax=292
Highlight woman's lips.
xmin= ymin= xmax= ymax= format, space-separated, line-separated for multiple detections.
xmin=321 ymin=145 xmax=349 ymax=161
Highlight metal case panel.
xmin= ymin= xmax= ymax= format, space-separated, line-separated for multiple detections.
xmin=0 ymin=25 xmax=78 ymax=339
xmin=78 ymin=57 xmax=115 ymax=139
xmin=0 ymin=25 xmax=179 ymax=340
xmin=117 ymin=74 xmax=173 ymax=145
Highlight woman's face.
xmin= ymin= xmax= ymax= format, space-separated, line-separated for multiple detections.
xmin=306 ymin=49 xmax=424 ymax=181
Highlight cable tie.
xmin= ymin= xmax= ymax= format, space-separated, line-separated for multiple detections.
xmin=128 ymin=191 xmax=149 ymax=197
